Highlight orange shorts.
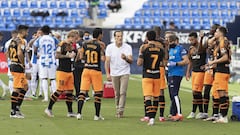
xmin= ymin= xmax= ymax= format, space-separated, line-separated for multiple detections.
xmin=192 ymin=72 xmax=205 ymax=92
xmin=204 ymin=69 xmax=214 ymax=85
xmin=56 ymin=71 xmax=74 ymax=91
xmin=142 ymin=78 xmax=161 ymax=97
xmin=160 ymin=67 xmax=167 ymax=90
xmin=211 ymin=80 xmax=219 ymax=99
xmin=11 ymin=72 xmax=28 ymax=90
xmin=213 ymin=72 xmax=230 ymax=92
xmin=80 ymin=69 xmax=103 ymax=91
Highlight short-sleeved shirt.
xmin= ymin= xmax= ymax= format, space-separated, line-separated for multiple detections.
xmin=105 ymin=42 xmax=132 ymax=76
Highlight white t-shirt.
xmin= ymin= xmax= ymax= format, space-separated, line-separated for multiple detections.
xmin=105 ymin=43 xmax=132 ymax=76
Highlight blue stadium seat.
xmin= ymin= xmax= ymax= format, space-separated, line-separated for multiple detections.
xmin=190 ymin=2 xmax=198 ymax=9
xmin=75 ymin=18 xmax=83 ymax=25
xmin=65 ymin=17 xmax=73 ymax=25
xmin=143 ymin=24 xmax=152 ymax=29
xmin=163 ymin=10 xmax=170 ymax=17
xmin=171 ymin=2 xmax=178 ymax=9
xmin=182 ymin=18 xmax=190 ymax=25
xmin=69 ymin=1 xmax=77 ymax=8
xmin=98 ymin=2 xmax=106 ymax=9
xmin=70 ymin=9 xmax=78 ymax=17
xmin=212 ymin=18 xmax=220 ymax=25
xmin=143 ymin=10 xmax=151 ymax=16
xmin=44 ymin=17 xmax=53 ymax=25
xmin=124 ymin=24 xmax=133 ymax=29
xmin=202 ymin=18 xmax=210 ymax=25
xmin=182 ymin=10 xmax=190 ymax=17
xmin=192 ymin=18 xmax=200 ymax=25
xmin=50 ymin=1 xmax=57 ymax=8
xmin=59 ymin=1 xmax=67 ymax=8
xmin=153 ymin=10 xmax=160 ymax=17
xmin=6 ymin=23 xmax=16 ymax=31
xmin=115 ymin=25 xmax=123 ymax=29
xmin=180 ymin=2 xmax=188 ymax=9
xmin=98 ymin=9 xmax=107 ymax=19
xmin=25 ymin=17 xmax=34 ymax=26
xmin=5 ymin=16 xmax=13 ymax=24
xmin=30 ymin=1 xmax=38 ymax=8
xmin=80 ymin=9 xmax=88 ymax=17
xmin=173 ymin=18 xmax=180 ymax=25
xmin=55 ymin=17 xmax=63 ymax=25
xmin=3 ymin=9 xmax=11 ymax=16
xmin=191 ymin=10 xmax=199 ymax=17
xmin=182 ymin=25 xmax=191 ymax=30
xmin=201 ymin=10 xmax=209 ymax=17
xmin=20 ymin=1 xmax=28 ymax=8
xmin=79 ymin=1 xmax=87 ymax=8
xmin=14 ymin=17 xmax=24 ymax=25
xmin=133 ymin=17 xmax=141 ymax=25
xmin=0 ymin=1 xmax=8 ymax=8
xmin=135 ymin=10 xmax=142 ymax=17
xmin=153 ymin=18 xmax=161 ymax=26
xmin=142 ymin=2 xmax=150 ymax=9
xmin=193 ymin=25 xmax=201 ymax=30
xmin=172 ymin=10 xmax=180 ymax=17
xmin=211 ymin=10 xmax=219 ymax=17
xmin=35 ymin=16 xmax=43 ymax=26
xmin=40 ymin=1 xmax=48 ymax=8
xmin=143 ymin=18 xmax=151 ymax=25
xmin=22 ymin=9 xmax=30 ymax=17
xmin=230 ymin=2 xmax=237 ymax=9
xmin=0 ymin=23 xmax=5 ymax=31
xmin=152 ymin=2 xmax=160 ymax=9
xmin=133 ymin=24 xmax=142 ymax=29
xmin=51 ymin=9 xmax=58 ymax=16
xmin=231 ymin=10 xmax=238 ymax=17
xmin=200 ymin=2 xmax=208 ymax=9
xmin=161 ymin=2 xmax=169 ymax=9
xmin=13 ymin=9 xmax=21 ymax=17
xmin=10 ymin=0 xmax=18 ymax=8
xmin=209 ymin=2 xmax=217 ymax=9
xmin=221 ymin=10 xmax=229 ymax=17
xmin=220 ymin=2 xmax=228 ymax=9
xmin=203 ymin=25 xmax=210 ymax=30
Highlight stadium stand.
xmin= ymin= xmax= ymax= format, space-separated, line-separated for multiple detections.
xmin=0 ymin=0 xmax=109 ymax=31
xmin=120 ymin=0 xmax=240 ymax=29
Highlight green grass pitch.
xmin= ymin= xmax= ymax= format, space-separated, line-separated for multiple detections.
xmin=0 ymin=74 xmax=240 ymax=135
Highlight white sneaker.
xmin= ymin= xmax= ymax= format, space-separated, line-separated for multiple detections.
xmin=10 ymin=114 xmax=23 ymax=119
xmin=67 ymin=112 xmax=77 ymax=118
xmin=44 ymin=108 xmax=54 ymax=117
xmin=196 ymin=113 xmax=207 ymax=119
xmin=16 ymin=111 xmax=25 ymax=118
xmin=85 ymin=97 xmax=90 ymax=101
xmin=147 ymin=118 xmax=154 ymax=126
xmin=42 ymin=99 xmax=48 ymax=102
xmin=187 ymin=112 xmax=195 ymax=119
xmin=94 ymin=115 xmax=104 ymax=120
xmin=213 ymin=116 xmax=228 ymax=123
xmin=203 ymin=114 xmax=219 ymax=121
xmin=76 ymin=113 xmax=83 ymax=120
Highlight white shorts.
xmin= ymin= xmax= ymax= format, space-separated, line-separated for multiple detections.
xmin=31 ymin=63 xmax=39 ymax=77
xmin=39 ymin=64 xmax=56 ymax=79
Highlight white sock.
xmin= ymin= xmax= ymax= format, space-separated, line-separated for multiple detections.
xmin=174 ymin=96 xmax=181 ymax=115
xmin=8 ymin=78 xmax=13 ymax=94
xmin=50 ymin=79 xmax=56 ymax=94
xmin=31 ymin=75 xmax=37 ymax=96
xmin=42 ymin=79 xmax=49 ymax=101
xmin=25 ymin=80 xmax=32 ymax=97
xmin=38 ymin=79 xmax=43 ymax=96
